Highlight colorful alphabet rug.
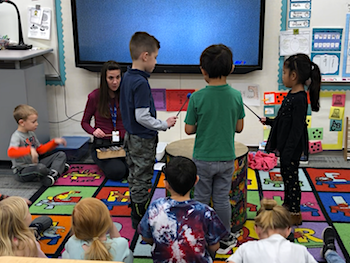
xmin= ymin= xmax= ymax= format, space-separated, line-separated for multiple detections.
xmin=29 ymin=165 xmax=350 ymax=262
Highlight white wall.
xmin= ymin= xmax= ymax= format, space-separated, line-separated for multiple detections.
xmin=46 ymin=1 xmax=282 ymax=146
xmin=1 ymin=1 xmax=349 ymax=147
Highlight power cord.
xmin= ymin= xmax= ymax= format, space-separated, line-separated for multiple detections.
xmin=41 ymin=55 xmax=83 ymax=123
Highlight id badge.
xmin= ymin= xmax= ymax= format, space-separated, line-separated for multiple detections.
xmin=112 ymin=131 xmax=120 ymax=142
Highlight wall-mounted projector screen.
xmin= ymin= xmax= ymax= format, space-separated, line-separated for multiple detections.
xmin=71 ymin=0 xmax=266 ymax=74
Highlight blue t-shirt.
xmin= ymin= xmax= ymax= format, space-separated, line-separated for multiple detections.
xmin=138 ymin=197 xmax=228 ymax=263
xmin=120 ymin=68 xmax=157 ymax=138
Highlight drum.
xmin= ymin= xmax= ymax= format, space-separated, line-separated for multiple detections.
xmin=166 ymin=138 xmax=249 ymax=232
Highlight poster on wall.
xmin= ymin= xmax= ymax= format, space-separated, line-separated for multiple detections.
xmin=312 ymin=28 xmax=342 ymax=52
xmin=233 ymin=84 xmax=260 ymax=106
xmin=311 ymin=53 xmax=340 ymax=75
xmin=280 ymin=30 xmax=310 ymax=56
xmin=28 ymin=7 xmax=51 ymax=40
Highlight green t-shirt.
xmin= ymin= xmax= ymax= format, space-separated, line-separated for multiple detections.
xmin=185 ymin=84 xmax=245 ymax=161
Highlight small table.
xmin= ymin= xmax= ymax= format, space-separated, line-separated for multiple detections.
xmin=166 ymin=138 xmax=249 ymax=232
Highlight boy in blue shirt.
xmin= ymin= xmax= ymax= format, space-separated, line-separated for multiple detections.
xmin=120 ymin=32 xmax=177 ymax=229
xmin=184 ymin=44 xmax=245 ymax=253
xmin=138 ymin=156 xmax=228 ymax=263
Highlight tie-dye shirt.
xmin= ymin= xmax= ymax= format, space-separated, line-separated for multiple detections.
xmin=138 ymin=197 xmax=228 ymax=263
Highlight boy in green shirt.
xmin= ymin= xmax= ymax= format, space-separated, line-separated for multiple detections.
xmin=185 ymin=44 xmax=245 ymax=253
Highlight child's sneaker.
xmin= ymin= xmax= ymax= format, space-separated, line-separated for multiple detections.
xmin=42 ymin=169 xmax=59 ymax=186
xmin=321 ymin=226 xmax=336 ymax=258
xmin=64 ymin=163 xmax=70 ymax=173
xmin=217 ymin=233 xmax=237 ymax=254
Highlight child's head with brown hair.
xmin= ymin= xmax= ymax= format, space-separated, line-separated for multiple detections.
xmin=129 ymin=32 xmax=160 ymax=73
xmin=0 ymin=196 xmax=37 ymax=257
xmin=129 ymin=32 xmax=160 ymax=60
xmin=13 ymin=104 xmax=38 ymax=123
xmin=254 ymin=198 xmax=291 ymax=239
xmin=71 ymin=198 xmax=113 ymax=261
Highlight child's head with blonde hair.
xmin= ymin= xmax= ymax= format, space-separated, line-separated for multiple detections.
xmin=0 ymin=196 xmax=37 ymax=257
xmin=13 ymin=104 xmax=38 ymax=123
xmin=254 ymin=198 xmax=291 ymax=239
xmin=72 ymin=198 xmax=113 ymax=261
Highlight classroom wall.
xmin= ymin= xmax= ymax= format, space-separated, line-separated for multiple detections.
xmin=1 ymin=1 xmax=349 ymax=147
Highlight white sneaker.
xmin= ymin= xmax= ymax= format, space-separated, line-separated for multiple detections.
xmin=42 ymin=175 xmax=55 ymax=187
xmin=64 ymin=163 xmax=70 ymax=173
xmin=217 ymin=233 xmax=237 ymax=254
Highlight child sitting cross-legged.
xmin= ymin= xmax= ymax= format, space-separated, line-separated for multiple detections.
xmin=62 ymin=197 xmax=133 ymax=262
xmin=138 ymin=156 xmax=228 ymax=263
xmin=8 ymin=104 xmax=68 ymax=187
xmin=226 ymin=198 xmax=317 ymax=263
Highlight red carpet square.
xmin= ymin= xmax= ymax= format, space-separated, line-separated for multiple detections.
xmin=95 ymin=187 xmax=131 ymax=216
xmin=306 ymin=168 xmax=350 ymax=192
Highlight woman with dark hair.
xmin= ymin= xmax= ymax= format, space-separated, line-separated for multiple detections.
xmin=81 ymin=61 xmax=128 ymax=181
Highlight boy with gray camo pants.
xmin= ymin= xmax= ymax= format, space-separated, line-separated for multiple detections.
xmin=120 ymin=32 xmax=177 ymax=229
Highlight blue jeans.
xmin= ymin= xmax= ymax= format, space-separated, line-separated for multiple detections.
xmin=325 ymin=250 xmax=345 ymax=263
xmin=193 ymin=158 xmax=234 ymax=233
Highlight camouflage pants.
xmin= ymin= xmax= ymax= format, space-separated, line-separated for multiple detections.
xmin=124 ymin=132 xmax=158 ymax=204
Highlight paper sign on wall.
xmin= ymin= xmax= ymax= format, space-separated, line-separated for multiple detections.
xmin=28 ymin=7 xmax=51 ymax=40
xmin=312 ymin=53 xmax=340 ymax=75
xmin=329 ymin=106 xmax=344 ymax=120
xmin=280 ymin=30 xmax=310 ymax=56
xmin=166 ymin=89 xmax=196 ymax=112
xmin=332 ymin=94 xmax=346 ymax=107
xmin=151 ymin=89 xmax=166 ymax=111
xmin=233 ymin=84 xmax=260 ymax=106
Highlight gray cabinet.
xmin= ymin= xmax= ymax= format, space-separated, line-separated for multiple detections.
xmin=0 ymin=49 xmax=52 ymax=160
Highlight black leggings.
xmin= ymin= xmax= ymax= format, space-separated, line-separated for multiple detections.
xmin=92 ymin=138 xmax=128 ymax=181
xmin=281 ymin=160 xmax=301 ymax=213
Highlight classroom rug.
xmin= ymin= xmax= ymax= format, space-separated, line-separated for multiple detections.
xmin=28 ymin=165 xmax=350 ymax=262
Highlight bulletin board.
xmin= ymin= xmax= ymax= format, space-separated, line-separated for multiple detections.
xmin=262 ymin=91 xmax=345 ymax=150
xmin=278 ymin=0 xmax=350 ymax=90
xmin=312 ymin=92 xmax=345 ymax=150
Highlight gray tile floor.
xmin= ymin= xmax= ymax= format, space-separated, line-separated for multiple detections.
xmin=1 ymin=148 xmax=349 ymax=200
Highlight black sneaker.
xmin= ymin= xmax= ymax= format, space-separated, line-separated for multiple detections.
xmin=64 ymin=163 xmax=70 ymax=173
xmin=42 ymin=169 xmax=59 ymax=186
xmin=30 ymin=216 xmax=53 ymax=240
xmin=130 ymin=200 xmax=149 ymax=229
xmin=217 ymin=233 xmax=237 ymax=254
xmin=321 ymin=226 xmax=336 ymax=258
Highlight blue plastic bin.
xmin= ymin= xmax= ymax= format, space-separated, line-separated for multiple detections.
xmin=54 ymin=136 xmax=90 ymax=162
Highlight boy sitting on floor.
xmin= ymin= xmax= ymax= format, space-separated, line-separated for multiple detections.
xmin=138 ymin=156 xmax=228 ymax=262
xmin=8 ymin=104 xmax=68 ymax=186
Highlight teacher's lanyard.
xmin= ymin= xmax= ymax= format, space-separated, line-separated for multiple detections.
xmin=109 ymin=102 xmax=117 ymax=131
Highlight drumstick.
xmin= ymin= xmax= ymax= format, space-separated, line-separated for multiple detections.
xmin=176 ymin=93 xmax=192 ymax=117
xmin=243 ymin=103 xmax=261 ymax=120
